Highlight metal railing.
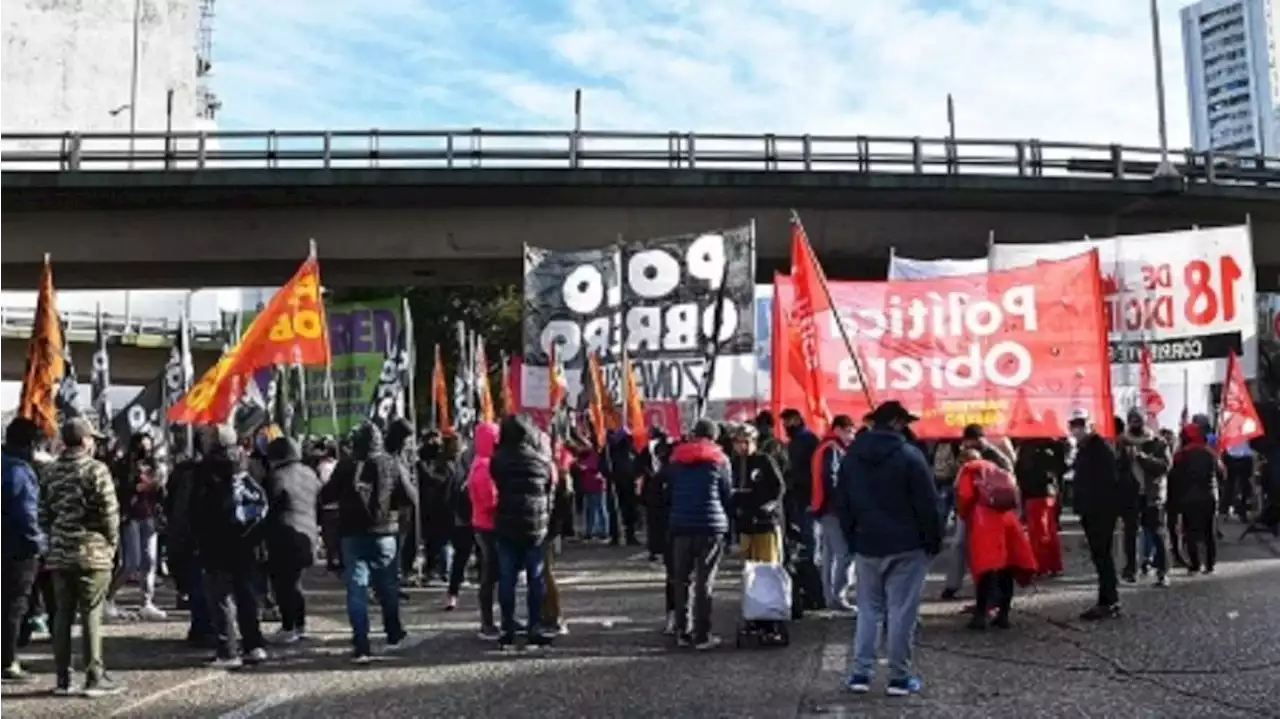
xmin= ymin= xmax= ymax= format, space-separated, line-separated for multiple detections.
xmin=2 ymin=128 xmax=1278 ymax=187
xmin=0 ymin=305 xmax=226 ymax=344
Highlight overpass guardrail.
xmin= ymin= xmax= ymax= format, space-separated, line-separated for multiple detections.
xmin=2 ymin=129 xmax=1278 ymax=187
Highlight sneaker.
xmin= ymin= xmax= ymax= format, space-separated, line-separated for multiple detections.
xmin=1154 ymin=574 xmax=1170 ymax=588
xmin=694 ymin=635 xmax=722 ymax=651
xmin=244 ymin=647 xmax=268 ymax=664
xmin=208 ymin=655 xmax=244 ymax=669
xmin=527 ymin=632 xmax=554 ymax=649
xmin=444 ymin=595 xmax=457 ymax=611
xmin=1079 ymin=604 xmax=1121 ymax=622
xmin=1120 ymin=571 xmax=1137 ymax=584
xmin=82 ymin=676 xmax=126 ymax=698
xmin=138 ymin=603 xmax=168 ymax=621
xmin=294 ymin=629 xmax=311 ymax=642
xmin=274 ymin=629 xmax=299 ymax=645
xmin=1187 ymin=566 xmax=1201 ymax=576
xmin=886 ymin=676 xmax=923 ymax=697
xmin=845 ymin=674 xmax=872 ymax=693
xmin=940 ymin=588 xmax=959 ymax=601
xmin=544 ymin=622 xmax=570 ymax=637
xmin=387 ymin=633 xmax=424 ymax=652
xmin=477 ymin=626 xmax=501 ymax=641
xmin=662 ymin=612 xmax=677 ymax=636
xmin=52 ymin=678 xmax=73 ymax=696
xmin=103 ymin=602 xmax=127 ymax=621
xmin=1204 ymin=566 xmax=1216 ymax=575
xmin=350 ymin=652 xmax=373 ymax=665
xmin=1 ymin=665 xmax=33 ymax=684
xmin=497 ymin=633 xmax=516 ymax=650
xmin=991 ymin=613 xmax=1011 ymax=630
xmin=676 ymin=634 xmax=693 ymax=648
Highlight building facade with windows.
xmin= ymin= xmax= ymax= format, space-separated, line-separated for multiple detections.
xmin=1180 ymin=0 xmax=1279 ymax=156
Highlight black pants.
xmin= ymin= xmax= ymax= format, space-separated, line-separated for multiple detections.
xmin=1165 ymin=507 xmax=1183 ymax=562
xmin=447 ymin=526 xmax=475 ymax=597
xmin=20 ymin=571 xmax=56 ymax=647
xmin=607 ymin=475 xmax=639 ymax=544
xmin=974 ymin=568 xmax=1014 ymax=618
xmin=1080 ymin=512 xmax=1120 ymax=608
xmin=1181 ymin=502 xmax=1217 ymax=571
xmin=205 ymin=567 xmax=265 ymax=659
xmin=3 ymin=556 xmax=39 ymax=668
xmin=1119 ymin=505 xmax=1141 ymax=576
xmin=397 ymin=515 xmax=418 ymax=580
xmin=474 ymin=530 xmax=498 ymax=629
xmin=267 ymin=560 xmax=307 ymax=632
xmin=647 ymin=508 xmax=668 ymax=557
xmin=1223 ymin=456 xmax=1253 ymax=517
xmin=670 ymin=534 xmax=724 ymax=641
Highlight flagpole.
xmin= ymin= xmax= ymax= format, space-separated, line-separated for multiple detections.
xmin=695 ymin=223 xmax=739 ymax=420
xmin=182 ymin=291 xmax=195 ymax=457
xmin=790 ymin=209 xmax=875 ymax=407
xmin=310 ymin=239 xmax=341 ymax=435
xmin=430 ymin=343 xmax=440 ymax=428
xmin=403 ymin=295 xmax=418 ymax=439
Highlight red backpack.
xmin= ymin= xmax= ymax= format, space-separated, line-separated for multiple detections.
xmin=970 ymin=461 xmax=1020 ymax=512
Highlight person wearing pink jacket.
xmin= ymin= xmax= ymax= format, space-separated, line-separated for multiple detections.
xmin=466 ymin=422 xmax=500 ymax=639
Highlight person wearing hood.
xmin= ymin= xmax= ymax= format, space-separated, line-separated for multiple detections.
xmin=603 ymin=427 xmax=642 ymax=546
xmin=941 ymin=424 xmax=1013 ymax=601
xmin=665 ymin=419 xmax=734 ymax=650
xmin=1169 ymin=423 xmax=1223 ymax=574
xmin=436 ymin=433 xmax=473 ymax=612
xmin=1069 ymin=411 xmax=1123 ymax=620
xmin=416 ymin=431 xmax=454 ymax=586
xmin=835 ymin=402 xmax=940 ymax=698
xmin=319 ymin=421 xmax=419 ymax=663
xmin=465 ymin=421 xmax=501 ymax=638
xmin=1116 ymin=409 xmax=1172 ymax=587
xmin=263 ymin=437 xmax=321 ymax=644
xmin=489 ymin=415 xmax=555 ymax=647
xmin=163 ymin=441 xmax=214 ymax=647
xmin=779 ymin=409 xmax=821 ymax=569
xmin=2 ymin=418 xmax=45 ymax=684
xmin=810 ymin=414 xmax=857 ymax=613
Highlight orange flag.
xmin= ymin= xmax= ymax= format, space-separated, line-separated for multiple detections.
xmin=475 ymin=340 xmax=495 ymax=424
xmin=584 ymin=351 xmax=610 ymax=448
xmin=169 ymin=256 xmax=330 ymax=424
xmin=498 ymin=352 xmax=516 ymax=418
xmin=622 ymin=354 xmax=648 ymax=452
xmin=1217 ymin=351 xmax=1263 ymax=449
xmin=548 ymin=342 xmax=568 ymax=411
xmin=18 ymin=255 xmax=65 ymax=439
xmin=431 ymin=344 xmax=452 ymax=431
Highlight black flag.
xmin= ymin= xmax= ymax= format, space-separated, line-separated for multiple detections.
xmin=368 ymin=319 xmax=409 ymax=428
xmin=113 ymin=370 xmax=165 ymax=441
xmin=55 ymin=318 xmax=82 ymax=420
xmin=91 ymin=303 xmax=112 ymax=436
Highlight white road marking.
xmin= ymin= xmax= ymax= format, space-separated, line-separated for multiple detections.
xmin=107 ymin=673 xmax=222 ymax=717
xmin=216 ymin=691 xmax=296 ymax=719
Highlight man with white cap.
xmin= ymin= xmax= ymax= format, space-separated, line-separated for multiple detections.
xmin=1068 ymin=409 xmax=1123 ymax=620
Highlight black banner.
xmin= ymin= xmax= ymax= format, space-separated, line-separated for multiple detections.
xmin=1108 ymin=332 xmax=1243 ymax=365
xmin=113 ymin=371 xmax=164 ymax=441
xmin=368 ymin=321 xmax=410 ymax=428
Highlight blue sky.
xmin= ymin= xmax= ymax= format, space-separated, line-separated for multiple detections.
xmin=212 ymin=0 xmax=1194 ymax=147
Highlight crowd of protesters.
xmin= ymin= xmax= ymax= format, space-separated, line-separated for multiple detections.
xmin=2 ymin=399 xmax=1277 ymax=699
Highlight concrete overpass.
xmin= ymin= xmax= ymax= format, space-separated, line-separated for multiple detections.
xmin=4 ymin=128 xmax=1280 ymax=290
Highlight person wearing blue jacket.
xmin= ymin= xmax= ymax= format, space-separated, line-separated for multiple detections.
xmin=664 ymin=419 xmax=733 ymax=651
xmin=3 ymin=418 xmax=46 ymax=683
xmin=833 ymin=401 xmax=941 ymax=698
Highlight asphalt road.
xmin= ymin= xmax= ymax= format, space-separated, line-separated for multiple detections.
xmin=4 ymin=517 xmax=1279 ymax=719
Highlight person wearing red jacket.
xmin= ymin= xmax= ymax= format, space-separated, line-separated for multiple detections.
xmin=465 ymin=422 xmax=500 ymax=639
xmin=954 ymin=451 xmax=1038 ymax=630
xmin=810 ymin=415 xmax=856 ymax=612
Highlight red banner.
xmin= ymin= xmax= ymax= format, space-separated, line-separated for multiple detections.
xmin=773 ymin=251 xmax=1113 ymax=438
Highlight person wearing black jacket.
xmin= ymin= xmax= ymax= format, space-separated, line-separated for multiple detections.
xmin=319 ymin=422 xmax=419 ymax=663
xmin=1068 ymin=412 xmax=1123 ymax=620
xmin=489 ymin=415 xmax=555 ymax=647
xmin=1116 ymin=410 xmax=1173 ymax=587
xmin=1169 ymin=424 xmax=1222 ymax=573
xmin=438 ymin=434 xmax=472 ymax=611
xmin=163 ymin=449 xmax=214 ymax=646
xmin=730 ymin=424 xmax=785 ymax=563
xmin=603 ymin=429 xmax=642 ymax=547
xmin=263 ymin=437 xmax=321 ymax=643
xmin=779 ymin=409 xmax=820 ymax=577
xmin=1015 ymin=438 xmax=1067 ymax=576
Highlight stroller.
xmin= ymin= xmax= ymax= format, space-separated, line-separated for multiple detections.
xmin=737 ymin=559 xmax=791 ymax=648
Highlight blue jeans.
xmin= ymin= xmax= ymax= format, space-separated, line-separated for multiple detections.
xmin=584 ymin=492 xmax=610 ymax=538
xmin=817 ymin=513 xmax=854 ymax=607
xmin=341 ymin=535 xmax=403 ymax=655
xmin=496 ymin=537 xmax=545 ymax=637
xmin=786 ymin=496 xmax=819 ymax=562
xmin=850 ymin=549 xmax=931 ymax=682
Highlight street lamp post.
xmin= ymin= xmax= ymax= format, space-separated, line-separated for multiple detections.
xmin=1149 ymin=0 xmax=1180 ymax=177
xmin=127 ymin=0 xmax=142 ymax=168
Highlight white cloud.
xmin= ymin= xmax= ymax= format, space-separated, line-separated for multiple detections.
xmin=213 ymin=0 xmax=1194 ymax=148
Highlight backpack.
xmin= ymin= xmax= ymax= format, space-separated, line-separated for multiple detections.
xmin=228 ymin=471 xmax=268 ymax=536
xmin=971 ymin=461 xmax=1020 ymax=512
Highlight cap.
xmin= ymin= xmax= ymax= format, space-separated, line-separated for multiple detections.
xmin=691 ymin=417 xmax=720 ymax=441
xmin=1068 ymin=408 xmax=1090 ymax=426
xmin=868 ymin=400 xmax=920 ymax=425
xmin=61 ymin=417 xmax=106 ymax=447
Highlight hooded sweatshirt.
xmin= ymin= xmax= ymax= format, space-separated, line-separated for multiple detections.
xmin=833 ymin=427 xmax=941 ymax=558
xmin=490 ymin=415 xmax=554 ymax=544
xmin=1168 ymin=424 xmax=1221 ymax=508
xmin=264 ymin=436 xmax=322 ymax=563
xmin=665 ymin=438 xmax=734 ymax=535
xmin=467 ymin=422 xmax=500 ymax=531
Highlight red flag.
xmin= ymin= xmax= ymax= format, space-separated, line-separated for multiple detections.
xmin=622 ymin=354 xmax=648 ymax=452
xmin=788 ymin=218 xmax=833 ymax=433
xmin=1217 ymin=351 xmax=1262 ymax=448
xmin=169 ymin=256 xmax=330 ymax=424
xmin=585 ymin=351 xmax=610 ymax=448
xmin=475 ymin=340 xmax=495 ymax=424
xmin=1138 ymin=344 xmax=1165 ymax=426
xmin=498 ymin=352 xmax=516 ymax=417
xmin=432 ymin=344 xmax=452 ymax=432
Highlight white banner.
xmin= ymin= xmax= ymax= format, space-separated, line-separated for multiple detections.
xmin=991 ymin=225 xmax=1256 ymax=423
xmin=887 ymin=254 xmax=988 ymax=280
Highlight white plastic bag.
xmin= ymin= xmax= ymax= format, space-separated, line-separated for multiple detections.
xmin=741 ymin=561 xmax=792 ymax=621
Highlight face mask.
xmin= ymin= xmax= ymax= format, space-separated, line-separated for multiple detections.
xmin=1070 ymin=427 xmax=1086 ymax=441
xmin=784 ymin=423 xmax=800 ymax=438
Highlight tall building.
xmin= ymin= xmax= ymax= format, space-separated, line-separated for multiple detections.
xmin=1180 ymin=0 xmax=1279 ymax=156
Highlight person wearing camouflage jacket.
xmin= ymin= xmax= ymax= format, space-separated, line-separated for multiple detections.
xmin=38 ymin=418 xmax=123 ymax=697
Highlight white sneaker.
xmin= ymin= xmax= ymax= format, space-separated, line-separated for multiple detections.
xmin=386 ymin=633 xmax=426 ymax=653
xmin=273 ymin=629 xmax=299 ymax=645
xmin=208 ymin=656 xmax=243 ymax=669
xmin=103 ymin=602 xmax=127 ymax=621
xmin=138 ymin=603 xmax=167 ymax=621
xmin=245 ymin=647 xmax=268 ymax=663
xmin=662 ymin=612 xmax=677 ymax=636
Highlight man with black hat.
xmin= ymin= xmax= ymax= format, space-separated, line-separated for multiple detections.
xmin=40 ymin=418 xmax=123 ymax=697
xmin=835 ymin=401 xmax=940 ymax=698
xmin=1068 ymin=410 xmax=1124 ymax=620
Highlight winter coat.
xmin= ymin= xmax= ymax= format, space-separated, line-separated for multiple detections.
xmin=264 ymin=437 xmax=323 ymax=567
xmin=1071 ymin=433 xmax=1121 ymax=516
xmin=665 ymin=439 xmax=734 ymax=535
xmin=833 ymin=427 xmax=941 ymax=558
xmin=1116 ymin=429 xmax=1172 ymax=507
xmin=1168 ymin=424 xmax=1222 ymax=509
xmin=733 ymin=452 xmax=785 ymax=535
xmin=1015 ymin=439 xmax=1068 ymax=499
xmin=489 ymin=415 xmax=554 ymax=545
xmin=190 ymin=449 xmax=260 ymax=572
xmin=809 ymin=432 xmax=847 ymax=516
xmin=784 ymin=425 xmax=820 ymax=505
xmin=319 ymin=423 xmax=418 ymax=537
xmin=577 ymin=450 xmax=607 ymax=493
xmin=956 ymin=458 xmax=1038 ymax=585
xmin=39 ymin=449 xmax=120 ymax=571
xmin=467 ymin=422 xmax=500 ymax=531
xmin=2 ymin=450 xmax=44 ymax=560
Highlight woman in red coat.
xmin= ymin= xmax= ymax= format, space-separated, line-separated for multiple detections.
xmin=955 ymin=450 xmax=1038 ymax=630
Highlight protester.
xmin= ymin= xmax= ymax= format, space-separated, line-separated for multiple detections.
xmin=106 ymin=432 xmax=166 ymax=621
xmin=1169 ymin=424 xmax=1222 ymax=574
xmin=643 ymin=431 xmax=673 ymax=563
xmin=489 ymin=415 xmax=555 ymax=648
xmin=40 ymin=418 xmax=124 ymax=696
xmin=1069 ymin=411 xmax=1123 ymax=620
xmin=932 ymin=440 xmax=960 ymax=527
xmin=163 ymin=445 xmax=214 ymax=647
xmin=835 ymin=401 xmax=940 ymax=697
xmin=1014 ymin=437 xmax=1067 ymax=577
xmin=385 ymin=419 xmax=420 ymax=592
xmin=730 ymin=423 xmax=785 ymax=564
xmin=578 ymin=444 xmax=609 ymax=540
xmin=466 ymin=421 xmax=501 ymax=639
xmin=417 ymin=432 xmax=452 ymax=586
xmin=810 ymin=414 xmax=856 ymax=612
xmin=603 ymin=428 xmax=642 ymax=546
xmin=955 ymin=449 xmax=1038 ymax=629
xmin=779 ymin=409 xmax=821 ymax=597
xmin=542 ymin=436 xmax=575 ymax=637
xmin=314 ymin=438 xmax=343 ymax=572
xmin=666 ymin=418 xmax=734 ymax=650
xmin=1117 ymin=409 xmax=1173 ymax=587
xmin=439 ymin=433 xmax=473 ymax=612
xmin=942 ymin=424 xmax=1012 ymax=600
xmin=191 ymin=426 xmax=269 ymax=668
xmin=2 ymin=418 xmax=45 ymax=684
xmin=320 ymin=422 xmax=419 ymax=663
xmin=263 ymin=436 xmax=321 ymax=643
